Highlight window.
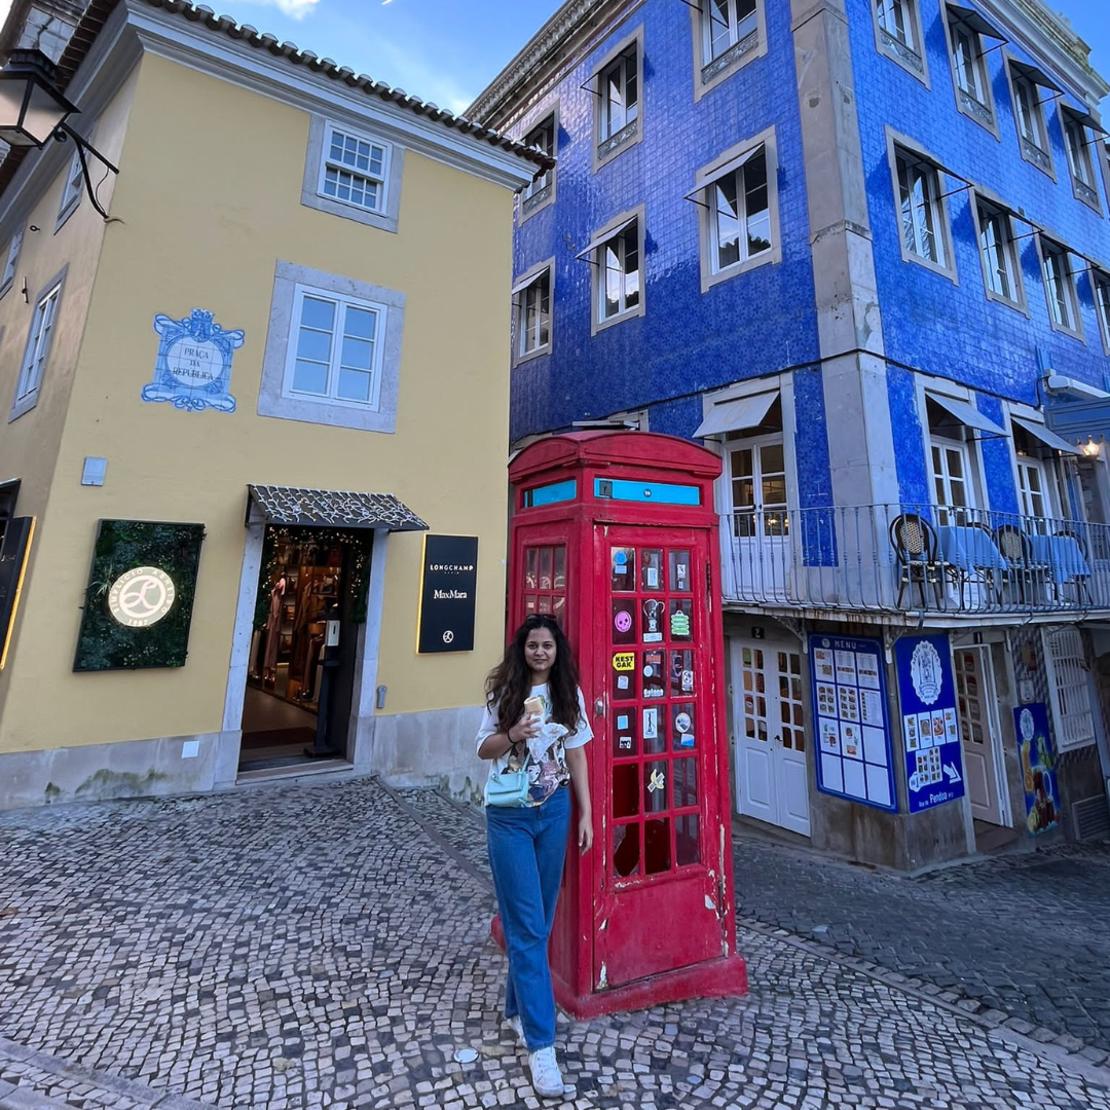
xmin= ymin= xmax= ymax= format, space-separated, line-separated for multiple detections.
xmin=975 ymin=199 xmax=1022 ymax=306
xmin=592 ymin=32 xmax=643 ymax=168
xmin=946 ymin=9 xmax=997 ymax=130
xmin=514 ymin=265 xmax=552 ymax=360
xmin=301 ymin=117 xmax=403 ymax=233
xmin=931 ymin=438 xmax=973 ymax=521
xmin=600 ymin=47 xmax=637 ymax=142
xmin=874 ymin=0 xmax=925 ymax=77
xmin=259 ymin=260 xmax=404 ymax=434
xmin=1016 ymin=456 xmax=1050 ymax=519
xmin=521 ymin=113 xmax=556 ymax=217
xmin=1044 ymin=627 xmax=1096 ymax=753
xmin=702 ymin=0 xmax=757 ymax=64
xmin=1039 ymin=238 xmax=1080 ymax=335
xmin=11 ymin=278 xmax=62 ymax=420
xmin=598 ymin=220 xmax=639 ymax=324
xmin=1094 ymin=269 xmax=1110 ymax=349
xmin=1009 ymin=64 xmax=1053 ymax=174
xmin=692 ymin=0 xmax=765 ymax=98
xmin=1062 ymin=110 xmax=1100 ymax=209
xmin=709 ymin=146 xmax=771 ymax=273
xmin=895 ymin=148 xmax=949 ymax=270
xmin=1 ymin=229 xmax=23 ymax=293
xmin=57 ymin=152 xmax=83 ymax=225
xmin=285 ymin=286 xmax=383 ymax=408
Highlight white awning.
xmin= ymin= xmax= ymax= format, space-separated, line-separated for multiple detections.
xmin=1011 ymin=416 xmax=1081 ymax=455
xmin=946 ymin=3 xmax=1007 ymax=41
xmin=1011 ymin=59 xmax=1063 ymax=94
xmin=925 ymin=392 xmax=1006 ymax=436
xmin=693 ymin=391 xmax=778 ymax=438
xmin=685 ymin=144 xmax=764 ymax=207
xmin=575 ymin=216 xmax=636 ymax=262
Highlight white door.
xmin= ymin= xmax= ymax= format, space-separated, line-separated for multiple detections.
xmin=953 ymin=646 xmax=1005 ymax=825
xmin=726 ymin=437 xmax=790 ymax=601
xmin=731 ymin=639 xmax=811 ymax=836
xmin=930 ymin=435 xmax=975 ymax=524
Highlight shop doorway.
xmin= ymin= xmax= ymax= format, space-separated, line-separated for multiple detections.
xmin=239 ymin=526 xmax=369 ymax=773
xmin=953 ymin=645 xmax=1009 ymax=828
xmin=730 ymin=637 xmax=811 ymax=837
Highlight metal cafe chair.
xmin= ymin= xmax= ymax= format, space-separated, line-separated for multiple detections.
xmin=994 ymin=524 xmax=1047 ymax=606
xmin=889 ymin=513 xmax=945 ymax=609
xmin=1053 ymin=528 xmax=1094 ymax=605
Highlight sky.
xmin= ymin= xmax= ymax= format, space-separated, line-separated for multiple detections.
xmin=0 ymin=0 xmax=1104 ymax=113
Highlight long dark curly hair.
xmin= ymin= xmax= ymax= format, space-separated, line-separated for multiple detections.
xmin=486 ymin=615 xmax=582 ymax=735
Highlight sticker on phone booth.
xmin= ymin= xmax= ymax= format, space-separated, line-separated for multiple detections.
xmin=611 ymin=547 xmax=634 ymax=590
xmin=669 ymin=600 xmax=692 ymax=640
xmin=612 ymin=601 xmax=636 ymax=644
xmin=618 ymin=736 xmax=633 ymax=751
xmin=673 ymin=704 xmax=695 ymax=749
xmin=641 ymin=550 xmax=662 ymax=591
xmin=643 ymin=650 xmax=665 ymax=698
xmin=642 ymin=707 xmax=659 ymax=740
xmin=616 ymin=713 xmax=630 ymax=731
xmin=669 ymin=550 xmax=691 ymax=592
xmin=642 ymin=598 xmax=665 ymax=642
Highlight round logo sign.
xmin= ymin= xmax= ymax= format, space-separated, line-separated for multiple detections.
xmin=909 ymin=640 xmax=944 ymax=706
xmin=614 ymin=610 xmax=632 ymax=634
xmin=1019 ymin=707 xmax=1035 ymax=742
xmin=107 ymin=566 xmax=176 ymax=628
xmin=442 ymin=630 xmax=455 ymax=644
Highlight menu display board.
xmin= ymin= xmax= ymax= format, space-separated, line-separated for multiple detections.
xmin=809 ymin=635 xmax=896 ymax=811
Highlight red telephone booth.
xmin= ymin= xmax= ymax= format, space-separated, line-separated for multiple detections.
xmin=505 ymin=431 xmax=748 ymax=1016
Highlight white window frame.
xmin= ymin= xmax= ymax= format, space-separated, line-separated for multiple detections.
xmin=1043 ymin=627 xmax=1097 ymax=753
xmin=591 ymin=29 xmax=644 ymax=171
xmin=889 ymin=136 xmax=955 ymax=280
xmin=258 ymin=261 xmax=405 ymax=434
xmin=694 ymin=127 xmax=781 ymax=292
xmin=0 ymin=229 xmax=23 ymax=296
xmin=586 ymin=206 xmax=645 ymax=335
xmin=512 ymin=258 xmax=554 ymax=365
xmin=1006 ymin=61 xmax=1055 ymax=178
xmin=873 ymin=0 xmax=929 ymax=85
xmin=1093 ymin=267 xmax=1110 ymax=354
xmin=1062 ymin=110 xmax=1101 ymax=212
xmin=1037 ymin=236 xmax=1082 ymax=339
xmin=317 ymin=122 xmax=390 ymax=215
xmin=55 ymin=150 xmax=83 ymax=229
xmin=691 ymin=0 xmax=767 ymax=100
xmin=972 ymin=196 xmax=1024 ymax=310
xmin=520 ymin=108 xmax=558 ymax=221
xmin=724 ymin=428 xmax=790 ymax=540
xmin=10 ymin=268 xmax=66 ymax=422
xmin=300 ymin=116 xmax=404 ymax=234
xmin=929 ymin=434 xmax=978 ymax=524
xmin=942 ymin=7 xmax=998 ymax=135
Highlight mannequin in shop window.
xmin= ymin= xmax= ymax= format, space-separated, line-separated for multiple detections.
xmin=262 ymin=575 xmax=286 ymax=686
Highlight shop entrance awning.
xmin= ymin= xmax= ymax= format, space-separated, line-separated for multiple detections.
xmin=246 ymin=485 xmax=428 ymax=531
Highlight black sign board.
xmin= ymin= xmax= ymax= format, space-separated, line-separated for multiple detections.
xmin=418 ymin=535 xmax=478 ymax=654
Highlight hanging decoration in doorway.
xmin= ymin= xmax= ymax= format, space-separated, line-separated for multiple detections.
xmin=1013 ymin=702 xmax=1059 ymax=835
xmin=141 ymin=309 xmax=243 ymax=413
xmin=74 ymin=520 xmax=205 ymax=671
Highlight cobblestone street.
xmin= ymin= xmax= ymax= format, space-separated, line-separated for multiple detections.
xmin=1 ymin=777 xmax=1108 ymax=1109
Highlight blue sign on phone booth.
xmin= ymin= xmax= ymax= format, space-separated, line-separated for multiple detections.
xmin=894 ymin=634 xmax=965 ymax=813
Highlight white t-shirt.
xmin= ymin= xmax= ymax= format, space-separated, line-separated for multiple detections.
xmin=476 ymin=683 xmax=593 ymax=807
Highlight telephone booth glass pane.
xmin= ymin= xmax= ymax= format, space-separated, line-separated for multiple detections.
xmin=640 ymin=549 xmax=663 ymax=590
xmin=613 ymin=824 xmax=640 ymax=876
xmin=644 ymin=819 xmax=671 ymax=874
xmin=612 ymin=600 xmax=636 ymax=644
xmin=613 ymin=706 xmax=638 ymax=756
xmin=642 ymin=704 xmax=664 ymax=753
xmin=669 ymin=550 xmax=692 ymax=592
xmin=675 ymin=814 xmax=700 ymax=866
xmin=612 ymin=547 xmax=635 ymax=590
xmin=613 ymin=763 xmax=639 ymax=818
xmin=522 ymin=543 xmax=567 ymax=628
xmin=670 ymin=650 xmax=695 ymax=696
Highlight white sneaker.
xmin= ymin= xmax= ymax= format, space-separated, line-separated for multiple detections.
xmin=528 ymin=1046 xmax=565 ymax=1099
xmin=503 ymin=1014 xmax=525 ymax=1047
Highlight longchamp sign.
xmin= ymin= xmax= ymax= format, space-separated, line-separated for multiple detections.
xmin=417 ymin=535 xmax=478 ymax=654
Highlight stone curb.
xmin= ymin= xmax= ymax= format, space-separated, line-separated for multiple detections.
xmin=0 ymin=1038 xmax=209 ymax=1109
xmin=741 ymin=922 xmax=1110 ymax=1090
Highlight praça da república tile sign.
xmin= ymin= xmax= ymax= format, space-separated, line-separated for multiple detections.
xmin=73 ymin=520 xmax=205 ymax=671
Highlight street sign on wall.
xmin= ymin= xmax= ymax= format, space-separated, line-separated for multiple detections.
xmin=810 ymin=634 xmax=896 ymax=811
xmin=417 ymin=535 xmax=478 ymax=653
xmin=895 ymin=633 xmax=965 ymax=813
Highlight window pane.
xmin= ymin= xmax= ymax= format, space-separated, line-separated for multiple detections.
xmin=714 ymin=174 xmax=741 ymax=269
xmin=297 ymin=328 xmax=331 ymax=362
xmin=761 ymin=443 xmax=784 ymax=473
xmin=341 ymin=336 xmax=373 ymax=370
xmin=345 ymin=307 xmax=376 ymax=340
xmin=337 ymin=368 xmax=372 ymax=403
xmin=301 ymin=296 xmax=336 ymax=331
xmin=292 ymin=359 xmax=328 ymax=395
xmin=676 ymin=814 xmax=700 ymax=867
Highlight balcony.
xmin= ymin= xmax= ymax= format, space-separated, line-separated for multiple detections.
xmin=720 ymin=504 xmax=1110 ymax=623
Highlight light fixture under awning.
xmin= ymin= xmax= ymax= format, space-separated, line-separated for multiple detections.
xmin=1011 ymin=416 xmax=1080 ymax=455
xmin=246 ymin=485 xmax=428 ymax=531
xmin=575 ymin=216 xmax=636 ymax=262
xmin=946 ymin=3 xmax=1007 ymax=41
xmin=926 ymin=392 xmax=1006 ymax=437
xmin=693 ymin=391 xmax=778 ymax=438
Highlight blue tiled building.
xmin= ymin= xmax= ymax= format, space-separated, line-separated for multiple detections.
xmin=472 ymin=0 xmax=1110 ymax=868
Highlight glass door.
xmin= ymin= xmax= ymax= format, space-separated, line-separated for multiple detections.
xmin=726 ymin=434 xmax=790 ymax=600
xmin=596 ymin=525 xmax=726 ymax=988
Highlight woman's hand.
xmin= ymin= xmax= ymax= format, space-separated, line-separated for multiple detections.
xmin=577 ymin=810 xmax=593 ymax=852
xmin=507 ymin=714 xmax=540 ymax=745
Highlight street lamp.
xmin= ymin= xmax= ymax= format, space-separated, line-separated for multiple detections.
xmin=1082 ymin=436 xmax=1101 ymax=458
xmin=0 ymin=48 xmax=118 ymax=219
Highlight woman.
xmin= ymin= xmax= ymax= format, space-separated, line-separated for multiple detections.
xmin=476 ymin=614 xmax=593 ymax=1100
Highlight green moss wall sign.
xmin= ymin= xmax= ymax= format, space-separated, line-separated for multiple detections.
xmin=74 ymin=520 xmax=205 ymax=671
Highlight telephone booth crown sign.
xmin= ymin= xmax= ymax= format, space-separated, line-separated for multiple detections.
xmin=507 ymin=432 xmax=747 ymax=1016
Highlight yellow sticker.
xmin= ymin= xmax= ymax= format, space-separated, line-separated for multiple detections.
xmin=612 ymin=652 xmax=636 ymax=672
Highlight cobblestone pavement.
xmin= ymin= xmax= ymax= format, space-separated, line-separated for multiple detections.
xmin=731 ymin=826 xmax=1110 ymax=1056
xmin=0 ymin=778 xmax=1107 ymax=1109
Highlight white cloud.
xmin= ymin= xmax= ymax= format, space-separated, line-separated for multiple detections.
xmin=232 ymin=0 xmax=322 ymax=20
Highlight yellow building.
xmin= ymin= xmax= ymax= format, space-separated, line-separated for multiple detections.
xmin=0 ymin=0 xmax=545 ymax=808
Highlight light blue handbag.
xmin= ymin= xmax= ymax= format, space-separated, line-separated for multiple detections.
xmin=484 ymin=744 xmax=532 ymax=807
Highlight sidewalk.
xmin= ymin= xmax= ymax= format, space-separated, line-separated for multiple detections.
xmin=0 ymin=777 xmax=1107 ymax=1109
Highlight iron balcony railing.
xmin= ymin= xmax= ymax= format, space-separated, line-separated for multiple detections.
xmin=720 ymin=504 xmax=1110 ymax=616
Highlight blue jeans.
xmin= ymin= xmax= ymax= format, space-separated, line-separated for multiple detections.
xmin=485 ymin=786 xmax=570 ymax=1051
